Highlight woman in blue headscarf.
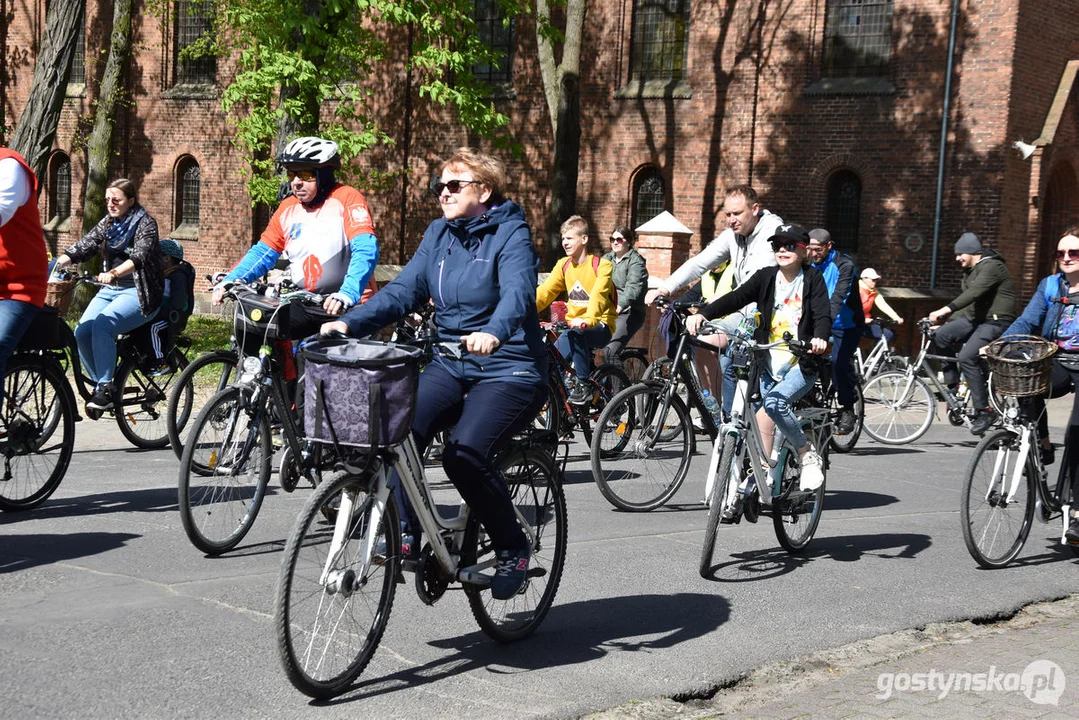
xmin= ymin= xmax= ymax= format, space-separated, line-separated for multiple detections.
xmin=53 ymin=178 xmax=163 ymax=413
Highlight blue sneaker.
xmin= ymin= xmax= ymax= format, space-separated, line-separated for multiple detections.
xmin=490 ymin=547 xmax=530 ymax=599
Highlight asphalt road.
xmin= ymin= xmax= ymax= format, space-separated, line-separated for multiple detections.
xmin=1 ymin=397 xmax=1076 ymax=719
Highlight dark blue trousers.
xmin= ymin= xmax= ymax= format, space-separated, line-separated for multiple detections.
xmin=393 ymin=361 xmax=546 ymax=551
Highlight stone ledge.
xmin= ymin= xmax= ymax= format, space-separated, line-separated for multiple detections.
xmin=804 ymin=76 xmax=895 ymax=96
xmin=614 ymin=79 xmax=693 ymax=100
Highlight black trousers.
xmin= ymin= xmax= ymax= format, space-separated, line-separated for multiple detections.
xmin=932 ymin=317 xmax=1009 ymax=410
xmin=603 ymin=306 xmax=646 ymax=367
xmin=1029 ymin=355 xmax=1079 ymax=504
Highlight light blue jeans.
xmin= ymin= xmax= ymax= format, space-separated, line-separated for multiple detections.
xmin=75 ymin=286 xmax=149 ymax=385
xmin=758 ymin=364 xmax=817 ymax=450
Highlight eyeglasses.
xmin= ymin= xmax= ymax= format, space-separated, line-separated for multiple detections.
xmin=286 ymin=169 xmax=317 ymax=182
xmin=1055 ymin=249 xmax=1079 ymax=261
xmin=430 ymin=179 xmax=481 ymax=196
xmin=771 ymin=241 xmax=802 ymax=253
xmin=610 ymin=235 xmax=626 ymax=243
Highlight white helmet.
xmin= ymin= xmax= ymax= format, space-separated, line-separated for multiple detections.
xmin=278 ymin=136 xmax=341 ymax=168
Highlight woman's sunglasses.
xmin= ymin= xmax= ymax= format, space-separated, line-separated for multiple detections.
xmin=771 ymin=241 xmax=803 ymax=253
xmin=429 ymin=179 xmax=481 ymax=196
xmin=286 ymin=169 xmax=317 ymax=182
xmin=610 ymin=235 xmax=626 ymax=243
xmin=1055 ymin=249 xmax=1079 ymax=261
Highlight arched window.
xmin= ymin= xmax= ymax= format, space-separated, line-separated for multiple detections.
xmin=48 ymin=152 xmax=71 ymax=224
xmin=174 ymin=0 xmax=217 ymax=85
xmin=175 ymin=158 xmax=201 ymax=233
xmin=630 ymin=0 xmax=691 ymax=83
xmin=632 ymin=167 xmax=666 ymax=229
xmin=824 ymin=169 xmax=862 ymax=253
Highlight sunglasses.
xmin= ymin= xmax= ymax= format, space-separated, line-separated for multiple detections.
xmin=286 ymin=169 xmax=317 ymax=182
xmin=430 ymin=179 xmax=481 ymax=196
xmin=771 ymin=241 xmax=804 ymax=253
xmin=104 ymin=197 xmax=126 ymax=205
xmin=610 ymin=235 xmax=626 ymax=243
xmin=1055 ymin=249 xmax=1079 ymax=261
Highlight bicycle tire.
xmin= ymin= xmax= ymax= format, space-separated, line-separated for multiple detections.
xmin=0 ymin=356 xmax=76 ymax=511
xmin=114 ymin=348 xmax=188 ymax=449
xmin=773 ymin=444 xmax=825 ymax=553
xmin=862 ymin=371 xmax=935 ymax=445
xmin=960 ymin=429 xmax=1036 ymax=569
xmin=463 ymin=447 xmax=567 ymax=643
xmin=828 ymin=383 xmax=864 ymax=454
xmin=533 ymin=376 xmax=563 ymax=438
xmin=642 ymin=357 xmax=688 ymax=441
xmin=619 ymin=348 xmax=649 ymax=384
xmin=591 ymin=382 xmax=693 ymax=512
xmin=699 ymin=434 xmax=737 ymax=578
xmin=177 ymin=386 xmax=272 ymax=554
xmin=167 ymin=349 xmax=238 ymax=462
xmin=583 ymin=364 xmax=631 ymax=447
xmin=275 ymin=470 xmax=400 ymax=698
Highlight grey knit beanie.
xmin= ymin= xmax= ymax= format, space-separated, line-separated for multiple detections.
xmin=954 ymin=232 xmax=983 ymax=255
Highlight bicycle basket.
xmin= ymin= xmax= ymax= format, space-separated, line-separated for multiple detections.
xmin=45 ymin=279 xmax=75 ymax=316
xmin=301 ymin=338 xmax=423 ymax=449
xmin=984 ymin=335 xmax=1057 ymax=397
xmin=234 ymin=292 xmax=291 ymax=352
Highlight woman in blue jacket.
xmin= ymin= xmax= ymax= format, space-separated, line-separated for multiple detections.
xmin=1002 ymin=227 xmax=1079 ymax=541
xmin=324 ymin=148 xmax=546 ymax=599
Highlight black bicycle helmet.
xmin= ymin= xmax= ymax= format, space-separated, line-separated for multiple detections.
xmin=277 ymin=136 xmax=341 ymax=169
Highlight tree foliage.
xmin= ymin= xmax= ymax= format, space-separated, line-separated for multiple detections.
xmin=202 ymin=0 xmax=531 ymax=206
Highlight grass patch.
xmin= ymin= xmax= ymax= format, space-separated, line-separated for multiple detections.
xmin=185 ymin=315 xmax=233 ymax=354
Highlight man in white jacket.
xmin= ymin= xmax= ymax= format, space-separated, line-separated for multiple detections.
xmin=644 ymin=184 xmax=783 ymax=414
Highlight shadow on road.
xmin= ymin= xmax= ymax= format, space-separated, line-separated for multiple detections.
xmin=14 ymin=486 xmax=183 ymax=518
xmin=848 ymin=446 xmax=924 ymax=456
xmin=823 ymin=490 xmax=899 ymax=511
xmin=319 ymin=592 xmax=731 ymax=706
xmin=0 ymin=531 xmax=140 ymax=573
xmin=703 ymin=532 xmax=932 ymax=582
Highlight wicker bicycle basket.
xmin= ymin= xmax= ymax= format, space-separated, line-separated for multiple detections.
xmin=44 ymin=279 xmax=76 ymax=315
xmin=984 ymin=335 xmax=1057 ymax=397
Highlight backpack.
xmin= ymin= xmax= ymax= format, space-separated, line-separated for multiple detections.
xmin=164 ymin=260 xmax=197 ymax=333
xmin=559 ymin=255 xmax=617 ymax=307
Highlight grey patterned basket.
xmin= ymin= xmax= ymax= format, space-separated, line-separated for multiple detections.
xmin=301 ymin=338 xmax=423 ymax=449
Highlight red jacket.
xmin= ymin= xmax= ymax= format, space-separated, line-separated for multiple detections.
xmin=0 ymin=148 xmax=48 ymax=306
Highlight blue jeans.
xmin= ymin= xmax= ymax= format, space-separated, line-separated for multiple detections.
xmin=0 ymin=299 xmax=40 ymax=386
xmin=75 ymin=286 xmax=149 ymax=385
xmin=759 ymin=364 xmax=817 ymax=450
xmin=556 ymin=324 xmax=612 ymax=378
xmin=830 ymin=327 xmax=861 ymax=409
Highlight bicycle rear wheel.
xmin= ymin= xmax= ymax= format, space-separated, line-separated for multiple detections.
xmin=828 ymin=383 xmax=864 ymax=453
xmin=0 ymin=356 xmax=75 ymax=511
xmin=533 ymin=376 xmax=563 ymax=438
xmin=115 ymin=348 xmax=188 ymax=449
xmin=618 ymin=348 xmax=648 ymax=383
xmin=591 ymin=382 xmax=693 ymax=512
xmin=463 ymin=448 xmax=567 ymax=642
xmin=699 ymin=435 xmax=737 ymax=578
xmin=960 ymin=429 xmax=1035 ymax=569
xmin=584 ymin=364 xmax=631 ymax=448
xmin=276 ymin=470 xmax=400 ymax=698
xmin=177 ymin=386 xmax=272 ymax=554
xmin=862 ymin=372 xmax=934 ymax=444
xmin=643 ymin=357 xmax=687 ymax=441
xmin=772 ymin=444 xmax=825 ymax=553
xmin=167 ymin=349 xmax=238 ymax=462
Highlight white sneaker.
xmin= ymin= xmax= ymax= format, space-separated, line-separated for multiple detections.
xmin=799 ymin=449 xmax=824 ymax=491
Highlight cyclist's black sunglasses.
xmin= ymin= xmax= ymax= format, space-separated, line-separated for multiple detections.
xmin=771 ymin=240 xmax=805 ymax=253
xmin=429 ymin=178 xmax=481 ymax=196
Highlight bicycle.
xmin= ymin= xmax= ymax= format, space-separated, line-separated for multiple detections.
xmin=534 ymin=321 xmax=630 ymax=448
xmin=854 ymin=319 xmax=908 ymax=381
xmin=589 ymin=297 xmax=722 ymax=512
xmin=960 ymin=336 xmax=1075 ymax=568
xmin=274 ymin=337 xmax=566 ymax=699
xmin=699 ymin=326 xmax=830 ymax=576
xmin=861 ymin=318 xmax=1003 ymax=444
xmin=176 ymin=281 xmax=334 ymax=554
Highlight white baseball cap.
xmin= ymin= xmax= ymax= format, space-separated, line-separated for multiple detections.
xmin=860 ymin=268 xmax=881 ymax=280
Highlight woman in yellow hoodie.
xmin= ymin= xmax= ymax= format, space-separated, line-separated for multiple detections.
xmin=537 ymin=215 xmax=617 ymax=403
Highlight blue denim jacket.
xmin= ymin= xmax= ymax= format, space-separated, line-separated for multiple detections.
xmin=342 ymin=200 xmax=546 ymax=385
xmin=1003 ymin=273 xmax=1069 ymax=340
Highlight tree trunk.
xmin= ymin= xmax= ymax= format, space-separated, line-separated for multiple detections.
xmin=8 ymin=0 xmax=84 ymax=182
xmin=545 ymin=72 xmax=581 ymax=267
xmin=82 ymin=0 xmax=134 ymax=234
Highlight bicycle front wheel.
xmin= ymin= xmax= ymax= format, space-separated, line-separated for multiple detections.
xmin=862 ymin=372 xmax=934 ymax=444
xmin=699 ymin=434 xmax=737 ymax=578
xmin=463 ymin=448 xmax=567 ymax=643
xmin=276 ymin=470 xmax=400 ymax=698
xmin=0 ymin=356 xmax=75 ymax=511
xmin=167 ymin=349 xmax=238 ymax=462
xmin=828 ymin=383 xmax=864 ymax=453
xmin=772 ymin=444 xmax=826 ymax=553
xmin=960 ymin=429 xmax=1036 ymax=569
xmin=177 ymin=386 xmax=272 ymax=554
xmin=591 ymin=382 xmax=693 ymax=512
xmin=115 ymin=349 xmax=188 ymax=449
